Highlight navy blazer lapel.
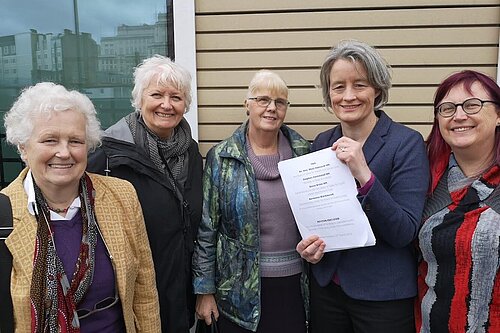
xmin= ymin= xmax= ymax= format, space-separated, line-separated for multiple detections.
xmin=362 ymin=111 xmax=391 ymax=164
xmin=330 ymin=125 xmax=343 ymax=144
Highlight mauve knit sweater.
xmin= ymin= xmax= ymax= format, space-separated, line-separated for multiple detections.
xmin=246 ymin=131 xmax=302 ymax=278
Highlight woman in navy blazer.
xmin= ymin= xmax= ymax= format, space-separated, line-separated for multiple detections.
xmin=296 ymin=40 xmax=429 ymax=333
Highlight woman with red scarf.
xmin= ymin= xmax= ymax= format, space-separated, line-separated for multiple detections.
xmin=417 ymin=70 xmax=500 ymax=332
xmin=1 ymin=82 xmax=160 ymax=332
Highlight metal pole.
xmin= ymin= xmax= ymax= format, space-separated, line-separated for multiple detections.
xmin=73 ymin=0 xmax=82 ymax=88
xmin=73 ymin=0 xmax=80 ymax=35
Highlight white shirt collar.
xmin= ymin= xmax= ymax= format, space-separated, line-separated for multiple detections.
xmin=23 ymin=170 xmax=81 ymax=221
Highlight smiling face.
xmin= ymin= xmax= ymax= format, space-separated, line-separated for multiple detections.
xmin=20 ymin=109 xmax=87 ymax=195
xmin=246 ymin=89 xmax=288 ymax=135
xmin=141 ymin=79 xmax=186 ymax=138
xmin=437 ymin=81 xmax=500 ymax=154
xmin=329 ymin=59 xmax=379 ymax=127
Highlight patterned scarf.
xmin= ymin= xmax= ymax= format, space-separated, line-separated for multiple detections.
xmin=126 ymin=112 xmax=191 ymax=184
xmin=30 ymin=173 xmax=98 ymax=333
xmin=447 ymin=158 xmax=500 ymax=203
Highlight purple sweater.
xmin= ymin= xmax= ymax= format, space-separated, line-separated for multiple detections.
xmin=247 ymin=132 xmax=302 ymax=277
xmin=51 ymin=212 xmax=125 ymax=332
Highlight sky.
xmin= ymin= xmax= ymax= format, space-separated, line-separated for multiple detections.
xmin=1 ymin=0 xmax=168 ymax=43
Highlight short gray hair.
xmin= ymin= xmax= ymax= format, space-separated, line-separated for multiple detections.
xmin=4 ymin=82 xmax=102 ymax=155
xmin=320 ymin=40 xmax=392 ymax=112
xmin=131 ymin=55 xmax=192 ymax=112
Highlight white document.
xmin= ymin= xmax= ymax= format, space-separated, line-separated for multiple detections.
xmin=278 ymin=148 xmax=376 ymax=252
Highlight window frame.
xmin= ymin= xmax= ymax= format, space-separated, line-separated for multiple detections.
xmin=173 ymin=0 xmax=198 ymax=141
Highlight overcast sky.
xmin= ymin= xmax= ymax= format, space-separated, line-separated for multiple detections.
xmin=1 ymin=0 xmax=167 ymax=43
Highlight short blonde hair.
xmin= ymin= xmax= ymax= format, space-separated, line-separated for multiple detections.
xmin=246 ymin=70 xmax=289 ymax=99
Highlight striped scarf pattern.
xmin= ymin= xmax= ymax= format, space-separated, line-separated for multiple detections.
xmin=417 ymin=163 xmax=500 ymax=333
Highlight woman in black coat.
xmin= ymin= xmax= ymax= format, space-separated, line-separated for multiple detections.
xmin=87 ymin=55 xmax=202 ymax=333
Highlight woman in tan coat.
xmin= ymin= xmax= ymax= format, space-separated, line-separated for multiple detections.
xmin=1 ymin=82 xmax=160 ymax=332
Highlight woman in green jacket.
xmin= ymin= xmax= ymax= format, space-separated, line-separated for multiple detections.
xmin=192 ymin=70 xmax=310 ymax=332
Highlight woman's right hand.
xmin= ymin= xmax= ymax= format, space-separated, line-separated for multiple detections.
xmin=195 ymin=294 xmax=219 ymax=325
xmin=296 ymin=235 xmax=326 ymax=264
xmin=333 ymin=137 xmax=372 ymax=187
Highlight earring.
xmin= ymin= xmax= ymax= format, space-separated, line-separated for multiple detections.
xmin=246 ymin=110 xmax=250 ymax=116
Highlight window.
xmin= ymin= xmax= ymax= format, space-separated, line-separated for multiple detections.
xmin=0 ymin=0 xmax=175 ymax=187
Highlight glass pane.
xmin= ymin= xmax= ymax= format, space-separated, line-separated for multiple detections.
xmin=0 ymin=0 xmax=172 ymax=187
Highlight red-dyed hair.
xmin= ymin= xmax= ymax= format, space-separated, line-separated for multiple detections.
xmin=427 ymin=70 xmax=500 ymax=193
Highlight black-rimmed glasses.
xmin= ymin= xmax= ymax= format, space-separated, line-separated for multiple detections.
xmin=436 ymin=98 xmax=498 ymax=118
xmin=248 ymin=96 xmax=290 ymax=110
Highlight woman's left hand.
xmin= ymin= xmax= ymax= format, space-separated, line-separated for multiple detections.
xmin=296 ymin=235 xmax=326 ymax=264
xmin=333 ymin=137 xmax=372 ymax=186
xmin=196 ymin=294 xmax=219 ymax=325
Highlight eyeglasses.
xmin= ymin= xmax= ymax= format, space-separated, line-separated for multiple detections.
xmin=248 ymin=96 xmax=290 ymax=110
xmin=76 ymin=225 xmax=119 ymax=320
xmin=76 ymin=287 xmax=119 ymax=319
xmin=436 ymin=98 xmax=498 ymax=118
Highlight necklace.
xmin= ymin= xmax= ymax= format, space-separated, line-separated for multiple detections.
xmin=46 ymin=204 xmax=70 ymax=214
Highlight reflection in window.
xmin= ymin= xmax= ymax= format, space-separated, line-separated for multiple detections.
xmin=0 ymin=0 xmax=173 ymax=187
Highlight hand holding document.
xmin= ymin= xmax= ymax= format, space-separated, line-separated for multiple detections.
xmin=278 ymin=148 xmax=375 ymax=252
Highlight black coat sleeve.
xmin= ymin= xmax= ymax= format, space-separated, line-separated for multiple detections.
xmin=86 ymin=147 xmax=108 ymax=176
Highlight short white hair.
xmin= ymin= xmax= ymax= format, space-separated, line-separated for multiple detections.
xmin=4 ymin=82 xmax=102 ymax=154
xmin=131 ymin=55 xmax=192 ymax=112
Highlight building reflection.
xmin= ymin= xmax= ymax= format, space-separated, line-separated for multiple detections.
xmin=0 ymin=11 xmax=169 ymax=187
xmin=0 ymin=12 xmax=168 ymax=127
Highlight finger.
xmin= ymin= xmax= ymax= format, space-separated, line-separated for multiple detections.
xmin=314 ymin=243 xmax=326 ymax=260
xmin=302 ymin=242 xmax=319 ymax=256
xmin=306 ymin=241 xmax=325 ymax=261
xmin=305 ymin=235 xmax=320 ymax=243
xmin=302 ymin=244 xmax=321 ymax=259
xmin=306 ymin=245 xmax=324 ymax=264
xmin=212 ymin=308 xmax=220 ymax=321
xmin=296 ymin=236 xmax=318 ymax=252
xmin=196 ymin=312 xmax=208 ymax=323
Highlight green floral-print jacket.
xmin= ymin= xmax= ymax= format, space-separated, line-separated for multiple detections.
xmin=192 ymin=121 xmax=310 ymax=331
